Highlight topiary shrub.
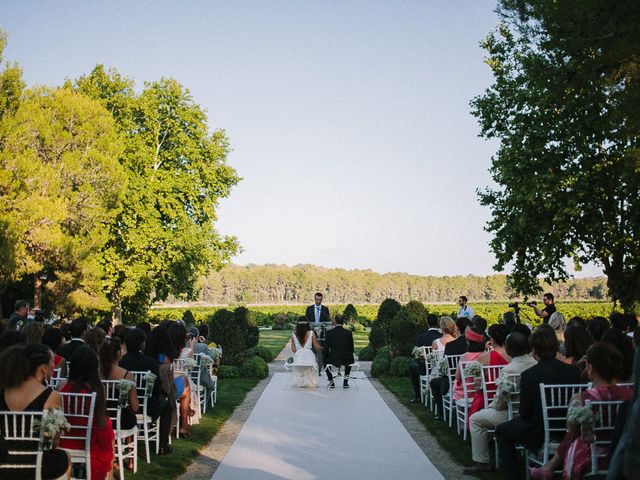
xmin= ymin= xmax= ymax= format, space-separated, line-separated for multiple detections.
xmin=182 ymin=309 xmax=196 ymax=326
xmin=235 ymin=306 xmax=260 ymax=349
xmin=390 ymin=356 xmax=413 ymax=377
xmin=209 ymin=309 xmax=247 ymax=366
xmin=357 ymin=345 xmax=376 ymax=361
xmin=389 ymin=300 xmax=428 ymax=357
xmin=252 ymin=345 xmax=274 ymax=363
xmin=371 ymin=346 xmax=391 ymax=377
xmin=343 ymin=304 xmax=358 ymax=323
xmin=240 ymin=356 xmax=269 ymax=379
xmin=217 ymin=365 xmax=240 ymax=379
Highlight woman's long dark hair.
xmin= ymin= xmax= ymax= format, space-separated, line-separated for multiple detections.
xmin=295 ymin=317 xmax=310 ymax=345
xmin=145 ymin=322 xmax=178 ymax=361
xmin=0 ymin=344 xmax=52 ymax=389
xmin=99 ymin=337 xmax=122 ymax=379
xmin=68 ymin=345 xmax=108 ymax=428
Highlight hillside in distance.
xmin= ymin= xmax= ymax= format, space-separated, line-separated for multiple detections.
xmin=171 ymin=264 xmax=609 ymax=305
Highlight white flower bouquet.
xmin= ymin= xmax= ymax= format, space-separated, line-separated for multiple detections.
xmin=425 ymin=352 xmax=438 ymax=366
xmin=464 ymin=361 xmax=483 ymax=389
xmin=567 ymin=399 xmax=598 ymax=441
xmin=118 ymin=379 xmax=137 ymax=407
xmin=35 ymin=408 xmax=70 ymax=450
xmin=200 ymin=355 xmax=213 ymax=366
xmin=182 ymin=357 xmax=197 ymax=372
xmin=494 ymin=375 xmax=517 ymax=404
xmin=145 ymin=371 xmax=157 ymax=398
xmin=438 ymin=358 xmax=449 ymax=376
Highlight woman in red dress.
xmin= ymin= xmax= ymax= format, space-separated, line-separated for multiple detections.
xmin=467 ymin=324 xmax=510 ymax=419
xmin=59 ymin=345 xmax=115 ymax=480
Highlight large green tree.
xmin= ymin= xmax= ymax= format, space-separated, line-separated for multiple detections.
xmin=75 ymin=66 xmax=240 ymax=322
xmin=471 ymin=0 xmax=640 ymax=313
xmin=0 ymin=86 xmax=126 ymax=315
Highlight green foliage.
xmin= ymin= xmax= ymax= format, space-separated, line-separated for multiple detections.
xmin=239 ymin=356 xmax=268 ymax=379
xmin=249 ymin=345 xmax=274 ymax=363
xmin=208 ymin=309 xmax=246 ymax=366
xmin=182 ymin=309 xmax=196 ymax=326
xmin=371 ymin=346 xmax=391 ymax=378
xmin=343 ymin=303 xmax=358 ymax=323
xmin=234 ymin=306 xmax=259 ymax=349
xmin=471 ymin=1 xmax=640 ymax=313
xmin=75 ymin=66 xmax=240 ymax=321
xmin=0 ymin=82 xmax=126 ymax=316
xmin=349 ymin=322 xmax=366 ymax=333
xmin=357 ymin=344 xmax=376 ymax=361
xmin=368 ymin=322 xmax=388 ymax=351
xmin=389 ymin=301 xmax=428 ymax=357
xmin=390 ymin=356 xmax=413 ymax=377
xmin=217 ymin=365 xmax=240 ymax=379
xmin=376 ymin=298 xmax=402 ymax=327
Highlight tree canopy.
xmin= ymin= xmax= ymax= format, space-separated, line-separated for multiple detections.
xmin=471 ymin=0 xmax=640 ymax=313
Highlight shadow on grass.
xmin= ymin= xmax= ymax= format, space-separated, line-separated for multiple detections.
xmin=378 ymin=375 xmax=501 ymax=480
xmin=125 ymin=377 xmax=260 ymax=480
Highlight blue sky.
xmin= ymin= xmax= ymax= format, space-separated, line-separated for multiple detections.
xmin=1 ymin=1 xmax=603 ymax=277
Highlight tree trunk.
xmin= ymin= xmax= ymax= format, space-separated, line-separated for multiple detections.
xmin=34 ymin=275 xmax=43 ymax=310
xmin=111 ymin=288 xmax=122 ymax=325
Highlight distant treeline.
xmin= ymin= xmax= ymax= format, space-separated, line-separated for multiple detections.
xmin=175 ymin=264 xmax=609 ymax=305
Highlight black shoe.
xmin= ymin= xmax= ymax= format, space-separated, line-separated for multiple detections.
xmin=158 ymin=445 xmax=174 ymax=455
xmin=410 ymin=397 xmax=421 ymax=403
xmin=343 ymin=383 xmax=350 ymax=389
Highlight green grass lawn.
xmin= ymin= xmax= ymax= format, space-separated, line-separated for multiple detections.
xmin=126 ymin=377 xmax=260 ymax=479
xmin=259 ymin=329 xmax=292 ymax=357
xmin=353 ymin=331 xmax=369 ymax=355
xmin=378 ymin=375 xmax=501 ymax=480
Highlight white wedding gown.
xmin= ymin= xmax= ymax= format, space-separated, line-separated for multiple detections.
xmin=290 ymin=331 xmax=318 ymax=388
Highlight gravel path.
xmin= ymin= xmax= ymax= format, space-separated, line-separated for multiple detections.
xmin=178 ymin=346 xmax=475 ymax=480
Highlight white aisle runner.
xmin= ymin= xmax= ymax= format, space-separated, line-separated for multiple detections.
xmin=212 ymin=372 xmax=444 ymax=480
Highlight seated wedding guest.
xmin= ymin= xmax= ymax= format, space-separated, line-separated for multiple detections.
xmin=59 ymin=346 xmax=114 ymax=480
xmin=610 ymin=312 xmax=631 ymax=334
xmin=602 ymin=327 xmax=634 ymax=383
xmin=548 ymin=312 xmax=567 ymax=349
xmin=452 ymin=327 xmax=486 ymax=403
xmin=99 ymin=337 xmax=139 ymax=430
xmin=96 ymin=319 xmax=113 ymax=338
xmin=566 ymin=316 xmax=586 ymax=329
xmin=510 ymin=322 xmax=532 ymax=338
xmin=60 ymin=323 xmax=72 ymax=342
xmin=561 ymin=325 xmax=593 ymax=368
xmin=429 ymin=317 xmax=472 ymax=418
xmin=56 ymin=318 xmax=88 ymax=361
xmin=190 ymin=325 xmax=220 ymax=393
xmin=86 ymin=326 xmax=106 ymax=354
xmin=23 ymin=322 xmax=44 ymax=345
xmin=467 ymin=324 xmax=510 ymax=417
xmin=495 ymin=326 xmax=581 ymax=480
xmin=112 ymin=324 xmax=130 ymax=344
xmin=530 ymin=342 xmax=633 ymax=480
xmin=472 ymin=316 xmax=491 ymax=343
xmin=431 ymin=316 xmax=457 ymax=353
xmin=464 ymin=332 xmax=537 ymax=474
xmin=409 ymin=314 xmax=442 ymax=402
xmin=136 ymin=322 xmax=152 ymax=336
xmin=0 ymin=344 xmax=71 ymax=479
xmin=146 ymin=322 xmax=193 ymax=437
xmin=119 ymin=328 xmax=174 ymax=455
xmin=42 ymin=327 xmax=68 ymax=377
xmin=0 ymin=330 xmax=26 ymax=353
xmin=586 ymin=316 xmax=609 ymax=341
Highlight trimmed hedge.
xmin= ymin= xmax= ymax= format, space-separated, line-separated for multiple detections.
xmin=240 ymin=356 xmax=269 ymax=379
xmin=217 ymin=365 xmax=240 ymax=379
xmin=371 ymin=346 xmax=391 ymax=377
xmin=357 ymin=345 xmax=376 ymax=361
xmin=389 ymin=356 xmax=413 ymax=377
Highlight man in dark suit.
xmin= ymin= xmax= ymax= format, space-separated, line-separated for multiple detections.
xmin=56 ymin=318 xmax=88 ymax=361
xmin=119 ymin=328 xmax=175 ymax=455
xmin=305 ymin=292 xmax=331 ymax=325
xmin=323 ymin=315 xmax=355 ymax=388
xmin=496 ymin=326 xmax=581 ymax=479
xmin=409 ymin=314 xmax=442 ymax=402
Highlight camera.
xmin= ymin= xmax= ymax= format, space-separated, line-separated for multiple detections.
xmin=508 ymin=302 xmax=519 ymax=309
xmin=528 ymin=301 xmax=537 ymax=306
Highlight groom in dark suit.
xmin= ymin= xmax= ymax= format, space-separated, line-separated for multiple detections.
xmin=305 ymin=292 xmax=330 ymax=325
xmin=323 ymin=314 xmax=355 ymax=388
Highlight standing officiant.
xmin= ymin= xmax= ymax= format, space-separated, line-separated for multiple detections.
xmin=305 ymin=292 xmax=330 ymax=325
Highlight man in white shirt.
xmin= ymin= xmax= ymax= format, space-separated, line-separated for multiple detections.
xmin=457 ymin=295 xmax=475 ymax=319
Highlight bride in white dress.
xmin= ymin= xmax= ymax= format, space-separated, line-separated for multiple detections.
xmin=290 ymin=319 xmax=323 ymax=388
